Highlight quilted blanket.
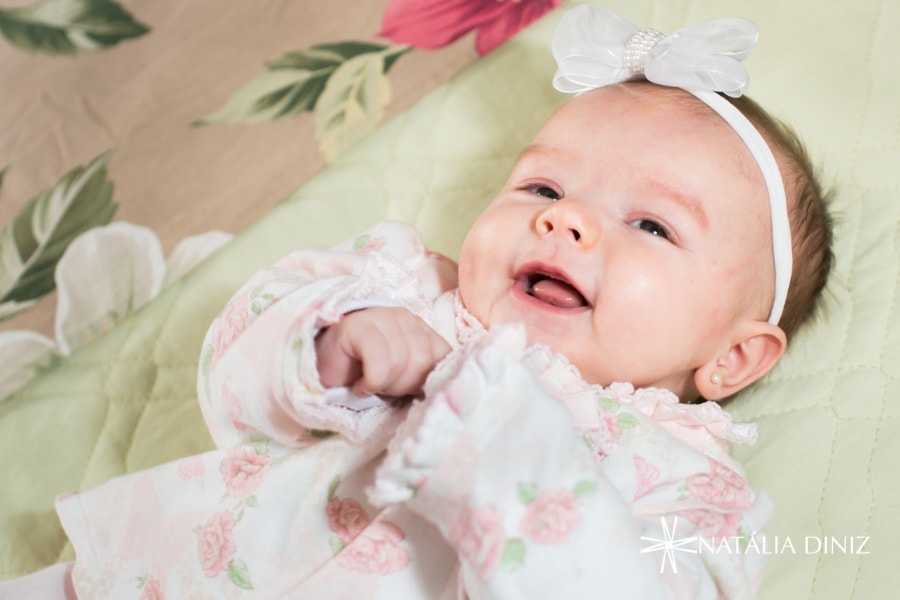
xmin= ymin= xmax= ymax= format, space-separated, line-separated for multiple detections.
xmin=1 ymin=0 xmax=898 ymax=598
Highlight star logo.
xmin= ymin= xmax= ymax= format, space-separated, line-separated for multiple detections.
xmin=640 ymin=516 xmax=698 ymax=574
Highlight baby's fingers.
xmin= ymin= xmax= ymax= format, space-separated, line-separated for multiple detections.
xmin=352 ymin=316 xmax=450 ymax=398
xmin=387 ymin=320 xmax=451 ymax=396
xmin=351 ymin=336 xmax=410 ymax=397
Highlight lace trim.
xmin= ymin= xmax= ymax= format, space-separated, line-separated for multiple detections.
xmin=450 ymin=289 xmax=486 ymax=345
xmin=447 ymin=290 xmax=755 ymax=447
xmin=603 ymin=382 xmax=758 ymax=446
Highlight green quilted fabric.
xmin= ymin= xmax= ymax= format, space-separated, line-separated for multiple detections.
xmin=1 ymin=1 xmax=897 ymax=598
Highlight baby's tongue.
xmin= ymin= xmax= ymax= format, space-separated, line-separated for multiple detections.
xmin=530 ymin=278 xmax=586 ymax=308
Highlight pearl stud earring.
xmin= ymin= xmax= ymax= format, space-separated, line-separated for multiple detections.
xmin=710 ymin=373 xmax=722 ymax=385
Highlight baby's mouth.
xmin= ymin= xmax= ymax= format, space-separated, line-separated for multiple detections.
xmin=522 ymin=270 xmax=590 ymax=309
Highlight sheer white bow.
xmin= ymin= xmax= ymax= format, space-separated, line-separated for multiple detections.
xmin=552 ymin=5 xmax=757 ymax=98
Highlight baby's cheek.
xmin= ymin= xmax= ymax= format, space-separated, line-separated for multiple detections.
xmin=456 ymin=271 xmax=489 ymax=326
xmin=457 ymin=240 xmax=497 ymax=314
xmin=566 ymin=350 xmax=612 ymax=387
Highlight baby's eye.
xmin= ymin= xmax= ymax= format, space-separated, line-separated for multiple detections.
xmin=628 ymin=219 xmax=669 ymax=240
xmin=531 ymin=186 xmax=561 ymax=201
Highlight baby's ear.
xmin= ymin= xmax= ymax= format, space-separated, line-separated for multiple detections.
xmin=694 ymin=321 xmax=787 ymax=401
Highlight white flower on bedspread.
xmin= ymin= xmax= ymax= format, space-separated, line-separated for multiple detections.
xmin=0 ymin=222 xmax=231 ymax=402
xmin=0 ymin=330 xmax=57 ymax=401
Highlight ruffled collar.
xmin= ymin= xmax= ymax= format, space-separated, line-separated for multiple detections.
xmin=449 ymin=289 xmax=486 ymax=344
xmin=448 ymin=290 xmax=757 ymax=448
xmin=600 ymin=382 xmax=758 ymax=446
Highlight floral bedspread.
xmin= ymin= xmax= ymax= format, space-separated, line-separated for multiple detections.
xmin=0 ymin=0 xmax=562 ymax=402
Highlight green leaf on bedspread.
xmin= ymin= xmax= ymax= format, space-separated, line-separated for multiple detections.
xmin=198 ymin=41 xmax=409 ymax=161
xmin=0 ymin=0 xmax=148 ymax=55
xmin=0 ymin=151 xmax=117 ymax=321
xmin=315 ymin=45 xmax=408 ymax=162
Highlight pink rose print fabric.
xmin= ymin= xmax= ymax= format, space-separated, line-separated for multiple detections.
xmin=138 ymin=577 xmax=164 ymax=600
xmin=687 ymin=458 xmax=753 ymax=510
xmin=326 ymin=477 xmax=411 ymax=575
xmin=327 ymin=497 xmax=371 ymax=543
xmin=336 ymin=520 xmax=410 ymax=574
xmin=221 ymin=382 xmax=250 ymax=432
xmin=210 ymin=295 xmax=248 ymax=366
xmin=633 ymin=455 xmax=660 ymax=500
xmin=50 ymin=223 xmax=771 ymax=599
xmin=220 ymin=445 xmax=270 ymax=498
xmin=177 ymin=456 xmax=205 ymax=481
xmin=519 ymin=490 xmax=581 ymax=545
xmin=450 ymin=505 xmax=507 ymax=579
xmin=197 ymin=511 xmax=236 ymax=577
xmin=679 ymin=508 xmax=743 ymax=541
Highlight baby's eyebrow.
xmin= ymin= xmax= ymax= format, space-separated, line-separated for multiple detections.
xmin=643 ymin=180 xmax=710 ymax=230
xmin=516 ymin=143 xmax=569 ymax=163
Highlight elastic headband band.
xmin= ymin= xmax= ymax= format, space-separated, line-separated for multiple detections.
xmin=551 ymin=5 xmax=792 ymax=325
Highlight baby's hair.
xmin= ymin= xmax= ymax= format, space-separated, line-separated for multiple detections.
xmin=725 ymin=94 xmax=835 ymax=340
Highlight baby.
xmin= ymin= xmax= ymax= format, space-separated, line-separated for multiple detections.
xmin=5 ymin=5 xmax=832 ymax=599
xmin=320 ymin=81 xmax=825 ymax=406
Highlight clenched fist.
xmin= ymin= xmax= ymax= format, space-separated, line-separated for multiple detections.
xmin=315 ymin=307 xmax=452 ymax=398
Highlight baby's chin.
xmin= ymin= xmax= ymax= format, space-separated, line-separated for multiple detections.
xmin=530 ymin=342 xmax=694 ymax=398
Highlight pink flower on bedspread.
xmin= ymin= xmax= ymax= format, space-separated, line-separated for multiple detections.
xmin=519 ymin=489 xmax=581 ymax=545
xmin=378 ymin=0 xmax=564 ymax=55
xmin=336 ymin=520 xmax=411 ymax=574
xmin=197 ymin=511 xmax=236 ymax=577
xmin=450 ymin=504 xmax=506 ymax=579
xmin=220 ymin=445 xmax=270 ymax=497
xmin=327 ymin=497 xmax=371 ymax=543
xmin=686 ymin=459 xmax=751 ymax=510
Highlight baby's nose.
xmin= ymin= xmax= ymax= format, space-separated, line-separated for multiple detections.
xmin=536 ymin=203 xmax=594 ymax=246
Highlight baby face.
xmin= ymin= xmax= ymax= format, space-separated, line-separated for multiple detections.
xmin=457 ymin=84 xmax=775 ymax=398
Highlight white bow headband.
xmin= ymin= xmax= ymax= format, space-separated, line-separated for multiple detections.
xmin=551 ymin=5 xmax=792 ymax=325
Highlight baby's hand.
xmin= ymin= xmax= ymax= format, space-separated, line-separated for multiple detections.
xmin=315 ymin=307 xmax=451 ymax=398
